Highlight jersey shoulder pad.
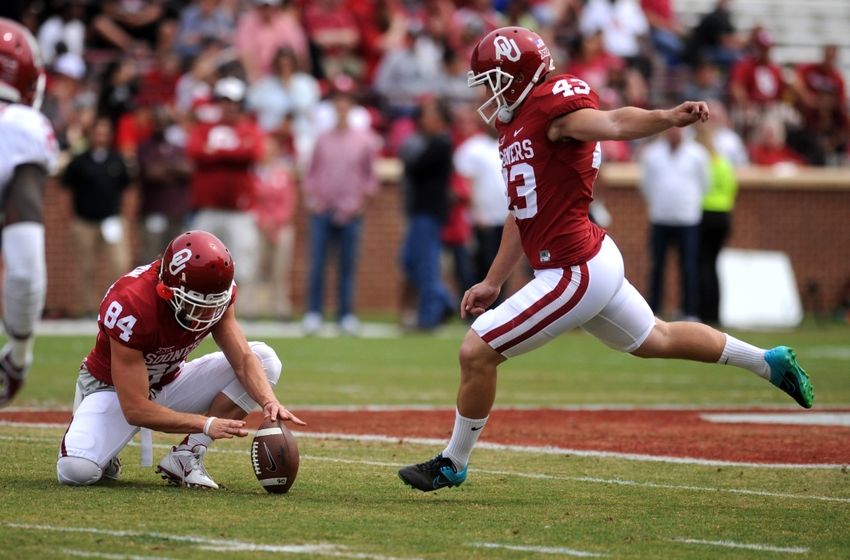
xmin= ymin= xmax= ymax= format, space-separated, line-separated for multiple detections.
xmin=531 ymin=74 xmax=600 ymax=119
xmin=97 ymin=274 xmax=157 ymax=348
xmin=0 ymin=103 xmax=59 ymax=174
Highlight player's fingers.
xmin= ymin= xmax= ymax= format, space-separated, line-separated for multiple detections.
xmin=283 ymin=410 xmax=307 ymax=426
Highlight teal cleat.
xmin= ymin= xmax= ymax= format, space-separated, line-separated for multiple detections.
xmin=398 ymin=454 xmax=467 ymax=492
xmin=765 ymin=346 xmax=814 ymax=409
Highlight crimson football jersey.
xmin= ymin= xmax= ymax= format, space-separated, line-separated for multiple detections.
xmin=495 ymin=73 xmax=606 ymax=269
xmin=83 ymin=262 xmax=233 ymax=389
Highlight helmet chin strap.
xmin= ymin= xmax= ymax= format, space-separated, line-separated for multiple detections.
xmin=497 ymin=106 xmax=513 ymax=123
xmin=497 ymin=61 xmax=548 ymax=125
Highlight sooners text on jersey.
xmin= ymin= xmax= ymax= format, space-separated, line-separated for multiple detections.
xmin=83 ymin=262 xmax=231 ymax=389
xmin=495 ymin=73 xmax=605 ymax=269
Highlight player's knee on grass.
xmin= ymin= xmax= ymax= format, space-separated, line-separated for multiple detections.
xmin=57 ymin=456 xmax=102 ymax=486
xmin=250 ymin=341 xmax=281 ymax=386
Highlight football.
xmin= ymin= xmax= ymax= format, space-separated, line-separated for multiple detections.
xmin=250 ymin=419 xmax=300 ymax=494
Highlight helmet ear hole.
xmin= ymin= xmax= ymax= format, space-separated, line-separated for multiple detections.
xmin=156 ymin=282 xmax=174 ymax=301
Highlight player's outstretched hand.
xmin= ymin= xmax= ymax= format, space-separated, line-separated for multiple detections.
xmin=206 ymin=417 xmax=249 ymax=439
xmin=668 ymin=101 xmax=710 ymax=127
xmin=461 ymin=281 xmax=501 ymax=319
xmin=263 ymin=399 xmax=307 ymax=426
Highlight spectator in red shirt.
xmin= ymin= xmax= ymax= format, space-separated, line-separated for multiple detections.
xmin=788 ymin=44 xmax=849 ymax=165
xmin=748 ymin=117 xmax=805 ymax=167
xmin=302 ymin=0 xmax=362 ymax=79
xmin=729 ymin=27 xmax=785 ymax=136
xmin=186 ymin=77 xmax=265 ymax=317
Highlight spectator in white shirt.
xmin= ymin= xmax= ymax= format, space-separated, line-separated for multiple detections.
xmin=639 ymin=126 xmax=711 ymax=319
xmin=452 ymin=109 xmax=509 ymax=284
xmin=37 ymin=0 xmax=86 ymax=64
xmin=579 ymin=0 xmax=648 ymax=60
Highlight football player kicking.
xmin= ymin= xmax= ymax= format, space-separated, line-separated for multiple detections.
xmin=0 ymin=19 xmax=58 ymax=408
xmin=57 ymin=231 xmax=305 ymax=488
xmin=399 ymin=26 xmax=813 ymax=492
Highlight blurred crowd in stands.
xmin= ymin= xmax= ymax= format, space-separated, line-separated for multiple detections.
xmin=3 ymin=0 xmax=847 ymax=325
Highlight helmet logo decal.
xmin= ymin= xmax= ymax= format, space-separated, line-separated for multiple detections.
xmin=169 ymin=248 xmax=193 ymax=276
xmin=493 ymin=36 xmax=521 ymax=62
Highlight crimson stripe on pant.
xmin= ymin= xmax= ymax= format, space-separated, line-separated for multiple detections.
xmin=481 ymin=267 xmax=573 ymax=345
xmin=494 ymin=263 xmax=590 ymax=354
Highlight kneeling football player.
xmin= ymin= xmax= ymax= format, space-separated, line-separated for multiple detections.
xmin=57 ymin=231 xmax=304 ymax=488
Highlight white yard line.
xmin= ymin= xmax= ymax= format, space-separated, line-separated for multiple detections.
xmin=702 ymin=412 xmax=850 ymax=427
xmin=1 ymin=423 xmax=847 ymax=470
xmin=471 ymin=542 xmax=607 ymax=557
xmin=8 ymin=403 xmax=850 ymax=413
xmin=62 ymin=549 xmax=177 ymax=560
xmin=1 ymin=433 xmax=847 ymax=504
xmin=3 ymin=523 xmax=417 ymax=560
xmin=671 ymin=537 xmax=809 ymax=554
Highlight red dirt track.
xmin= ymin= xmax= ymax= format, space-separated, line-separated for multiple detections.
xmin=3 ymin=408 xmax=848 ymax=465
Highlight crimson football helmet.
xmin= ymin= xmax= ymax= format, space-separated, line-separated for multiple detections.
xmin=0 ymin=18 xmax=45 ymax=110
xmin=467 ymin=26 xmax=554 ymax=124
xmin=157 ymin=231 xmax=235 ymax=332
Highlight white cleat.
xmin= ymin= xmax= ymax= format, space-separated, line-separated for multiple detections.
xmin=156 ymin=444 xmax=219 ymax=489
xmin=102 ymin=456 xmax=122 ymax=481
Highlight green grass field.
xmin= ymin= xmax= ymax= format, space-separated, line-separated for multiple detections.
xmin=2 ymin=323 xmax=849 ymax=559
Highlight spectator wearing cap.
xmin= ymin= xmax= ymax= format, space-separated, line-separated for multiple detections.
xmin=788 ymin=44 xmax=849 ymax=166
xmin=61 ymin=117 xmax=133 ymax=317
xmin=235 ymin=0 xmax=310 ymax=83
xmin=729 ymin=27 xmax=785 ymax=137
xmin=246 ymin=47 xmax=321 ymax=167
xmin=301 ymin=84 xmax=380 ymax=336
xmin=175 ymin=0 xmax=234 ymax=59
xmin=186 ymin=76 xmax=265 ymax=317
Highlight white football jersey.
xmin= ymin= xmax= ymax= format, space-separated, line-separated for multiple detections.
xmin=0 ymin=102 xmax=58 ymax=194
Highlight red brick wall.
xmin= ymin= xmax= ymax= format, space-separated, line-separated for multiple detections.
xmin=42 ymin=168 xmax=850 ymax=318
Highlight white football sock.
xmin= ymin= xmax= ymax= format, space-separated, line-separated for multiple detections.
xmin=186 ymin=433 xmax=212 ymax=449
xmin=442 ymin=410 xmax=488 ymax=471
xmin=718 ymin=334 xmax=770 ymax=380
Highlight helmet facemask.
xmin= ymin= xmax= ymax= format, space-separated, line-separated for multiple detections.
xmin=467 ymin=66 xmax=514 ymax=124
xmin=468 ymin=60 xmax=553 ymax=124
xmin=167 ymin=284 xmax=233 ymax=332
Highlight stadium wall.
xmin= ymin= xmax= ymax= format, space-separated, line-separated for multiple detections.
xmin=41 ymin=163 xmax=850 ymax=321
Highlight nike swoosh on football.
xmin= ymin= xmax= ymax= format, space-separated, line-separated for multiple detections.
xmin=513 ymin=127 xmax=524 ymax=137
xmin=263 ymin=442 xmax=278 ymax=472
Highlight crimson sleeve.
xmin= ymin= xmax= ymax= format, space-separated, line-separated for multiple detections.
xmin=533 ymin=74 xmax=600 ymax=121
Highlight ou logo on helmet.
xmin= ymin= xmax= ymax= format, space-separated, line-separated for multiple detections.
xmin=493 ymin=36 xmax=521 ymax=62
xmin=169 ymin=248 xmax=193 ymax=278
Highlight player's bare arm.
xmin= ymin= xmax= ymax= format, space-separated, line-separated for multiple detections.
xmin=212 ymin=306 xmax=305 ymax=426
xmin=3 ymin=164 xmax=47 ymax=225
xmin=547 ymin=102 xmax=710 ymax=143
xmin=462 ymin=217 xmax=524 ymax=319
xmin=109 ymin=337 xmax=248 ymax=438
